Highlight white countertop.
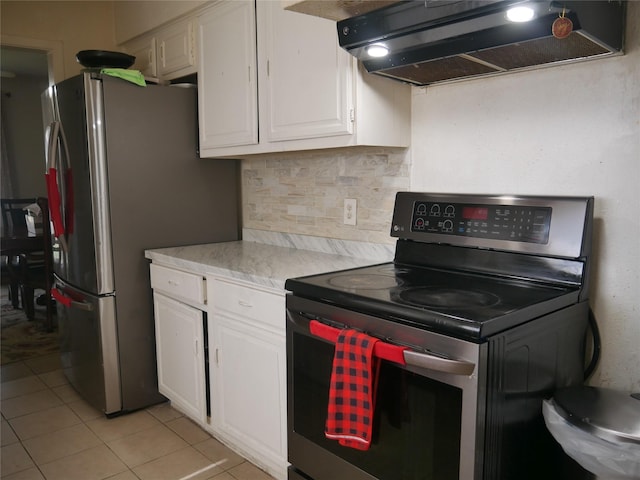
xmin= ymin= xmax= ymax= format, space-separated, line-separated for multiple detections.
xmin=145 ymin=240 xmax=388 ymax=290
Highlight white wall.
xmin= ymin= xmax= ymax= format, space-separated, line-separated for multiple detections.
xmin=113 ymin=1 xmax=207 ymax=44
xmin=0 ymin=1 xmax=117 ymax=80
xmin=1 ymin=74 xmax=49 ymax=198
xmin=410 ymin=4 xmax=639 ymax=392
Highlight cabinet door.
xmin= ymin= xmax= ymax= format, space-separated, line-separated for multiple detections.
xmin=210 ymin=315 xmax=286 ymax=467
xmin=257 ymin=1 xmax=353 ymax=142
xmin=125 ymin=34 xmax=157 ymax=78
xmin=198 ymin=1 xmax=258 ymax=149
xmin=154 ymin=292 xmax=206 ymax=422
xmin=157 ymin=17 xmax=196 ymax=77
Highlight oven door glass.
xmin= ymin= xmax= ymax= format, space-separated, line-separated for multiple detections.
xmin=290 ymin=328 xmax=463 ymax=480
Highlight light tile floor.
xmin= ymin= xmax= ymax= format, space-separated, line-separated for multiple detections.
xmin=1 ymin=352 xmax=276 ymax=480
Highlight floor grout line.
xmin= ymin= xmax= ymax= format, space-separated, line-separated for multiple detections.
xmin=1 ymin=356 xmax=274 ymax=480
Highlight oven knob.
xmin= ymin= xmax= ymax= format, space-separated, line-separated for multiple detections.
xmin=444 ymin=205 xmax=455 ymax=217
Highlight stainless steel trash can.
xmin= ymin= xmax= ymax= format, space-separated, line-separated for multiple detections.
xmin=543 ymin=386 xmax=640 ymax=479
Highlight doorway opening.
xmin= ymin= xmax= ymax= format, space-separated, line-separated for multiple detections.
xmin=0 ymin=44 xmax=52 ymax=199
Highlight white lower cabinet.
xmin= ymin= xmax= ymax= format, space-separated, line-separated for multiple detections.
xmin=150 ymin=262 xmax=288 ymax=480
xmin=207 ymin=276 xmax=287 ymax=480
xmin=150 ymin=263 xmax=208 ymax=424
xmin=153 ymin=293 xmax=206 ymax=422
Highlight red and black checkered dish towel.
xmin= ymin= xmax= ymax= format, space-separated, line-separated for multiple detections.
xmin=309 ymin=320 xmax=408 ymax=451
xmin=324 ymin=328 xmax=381 ymax=451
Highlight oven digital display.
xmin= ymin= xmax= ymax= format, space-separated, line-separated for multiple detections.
xmin=411 ymin=202 xmax=552 ymax=244
xmin=462 ymin=207 xmax=488 ymax=220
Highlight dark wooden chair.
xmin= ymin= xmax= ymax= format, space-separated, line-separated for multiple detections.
xmin=1 ymin=197 xmax=38 ymax=307
xmin=17 ymin=197 xmax=55 ymax=330
xmin=1 ymin=198 xmax=37 ymax=236
xmin=2 ymin=197 xmax=55 ymax=330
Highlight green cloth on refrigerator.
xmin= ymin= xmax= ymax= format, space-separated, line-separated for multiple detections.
xmin=100 ymin=68 xmax=146 ymax=87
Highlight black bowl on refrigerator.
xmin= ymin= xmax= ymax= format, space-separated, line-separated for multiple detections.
xmin=76 ymin=50 xmax=135 ymax=69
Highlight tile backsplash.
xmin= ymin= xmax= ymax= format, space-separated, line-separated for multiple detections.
xmin=241 ymin=147 xmax=411 ymax=244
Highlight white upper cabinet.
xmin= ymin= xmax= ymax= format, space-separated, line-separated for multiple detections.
xmin=198 ymin=0 xmax=410 ymax=158
xmin=257 ymin=0 xmax=353 ymax=142
xmin=157 ymin=17 xmax=197 ymax=78
xmin=126 ymin=34 xmax=158 ymax=79
xmin=197 ymin=1 xmax=258 ymax=149
xmin=121 ymin=14 xmax=198 ymax=83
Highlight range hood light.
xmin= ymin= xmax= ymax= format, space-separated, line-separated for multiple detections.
xmin=366 ymin=43 xmax=389 ymax=58
xmin=506 ymin=6 xmax=535 ymax=22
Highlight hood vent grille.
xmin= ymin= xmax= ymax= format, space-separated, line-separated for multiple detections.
xmin=337 ymin=1 xmax=626 ymax=86
xmin=385 ymin=31 xmax=612 ymax=85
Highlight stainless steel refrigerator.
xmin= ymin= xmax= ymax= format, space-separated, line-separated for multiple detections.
xmin=42 ymin=72 xmax=239 ymax=416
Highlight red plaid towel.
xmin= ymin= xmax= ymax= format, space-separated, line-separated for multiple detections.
xmin=324 ymin=328 xmax=381 ymax=451
xmin=309 ymin=320 xmax=408 ymax=365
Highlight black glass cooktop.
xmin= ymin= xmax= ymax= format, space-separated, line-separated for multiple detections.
xmin=285 ymin=263 xmax=581 ymax=341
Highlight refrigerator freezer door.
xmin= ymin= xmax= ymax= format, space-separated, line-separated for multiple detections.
xmin=54 ymin=277 xmax=121 ymax=414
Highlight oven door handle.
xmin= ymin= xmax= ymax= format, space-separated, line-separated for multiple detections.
xmin=299 ymin=315 xmax=476 ymax=376
xmin=403 ymin=349 xmax=475 ymax=376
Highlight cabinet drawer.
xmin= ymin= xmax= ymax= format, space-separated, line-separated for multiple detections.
xmin=210 ymin=278 xmax=284 ymax=330
xmin=150 ymin=264 xmax=205 ymax=305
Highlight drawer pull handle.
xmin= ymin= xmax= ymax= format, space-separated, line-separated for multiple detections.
xmin=238 ymin=300 xmax=253 ymax=308
xmin=167 ymin=280 xmax=180 ymax=286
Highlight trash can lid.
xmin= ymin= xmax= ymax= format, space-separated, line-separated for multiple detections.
xmin=554 ymin=386 xmax=640 ymax=444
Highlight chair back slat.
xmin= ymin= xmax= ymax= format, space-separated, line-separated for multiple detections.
xmin=1 ymin=198 xmax=38 ymax=236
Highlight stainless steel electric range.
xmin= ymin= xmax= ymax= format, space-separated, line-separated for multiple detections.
xmin=285 ymin=192 xmax=596 ymax=480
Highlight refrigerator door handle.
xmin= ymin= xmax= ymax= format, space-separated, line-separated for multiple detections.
xmin=45 ymin=122 xmax=64 ymax=236
xmin=45 ymin=121 xmax=59 ymax=171
xmin=52 ymin=288 xmax=94 ymax=312
xmin=44 ymin=121 xmax=71 ymax=252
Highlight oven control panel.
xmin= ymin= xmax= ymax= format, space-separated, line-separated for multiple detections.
xmin=410 ymin=201 xmax=551 ymax=244
xmin=391 ymin=192 xmax=593 ymax=258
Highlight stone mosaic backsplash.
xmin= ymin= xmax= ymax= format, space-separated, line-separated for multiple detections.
xmin=241 ymin=147 xmax=411 ymax=245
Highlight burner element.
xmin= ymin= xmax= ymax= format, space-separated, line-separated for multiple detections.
xmin=328 ymin=274 xmax=402 ymax=290
xmin=399 ymin=287 xmax=501 ymax=309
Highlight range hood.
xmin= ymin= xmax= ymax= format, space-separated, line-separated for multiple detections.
xmin=337 ymin=0 xmax=626 ymax=86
